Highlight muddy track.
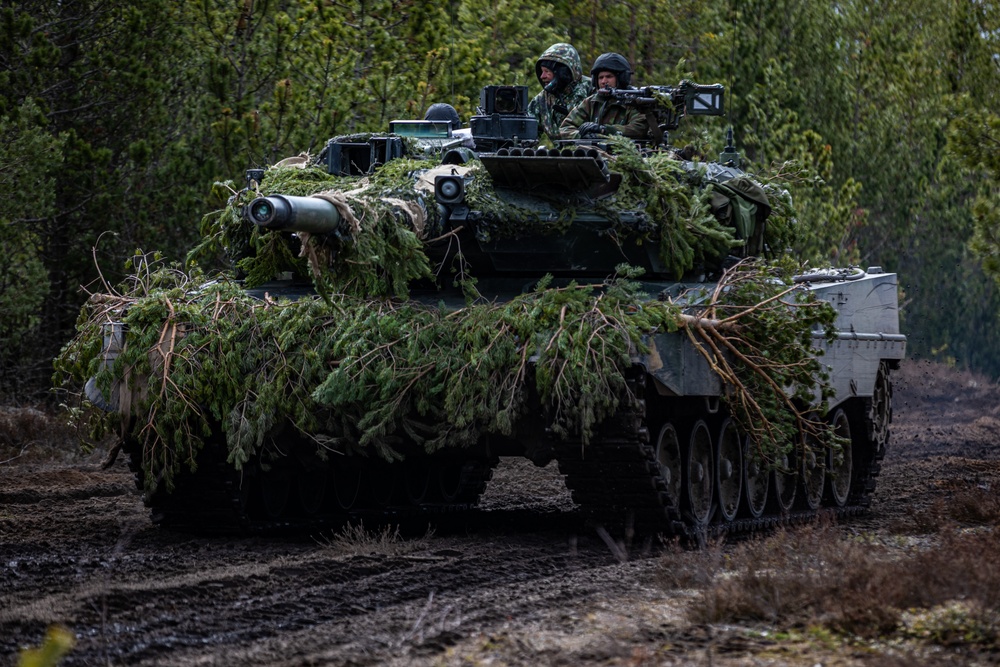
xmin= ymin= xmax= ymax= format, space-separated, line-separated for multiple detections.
xmin=2 ymin=359 xmax=999 ymax=666
xmin=47 ymin=542 xmax=615 ymax=665
xmin=0 ymin=460 xmax=617 ymax=666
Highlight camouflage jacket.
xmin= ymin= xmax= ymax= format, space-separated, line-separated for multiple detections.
xmin=559 ymin=93 xmax=650 ymax=140
xmin=527 ymin=43 xmax=594 ymax=142
xmin=527 ymin=80 xmax=594 ymax=142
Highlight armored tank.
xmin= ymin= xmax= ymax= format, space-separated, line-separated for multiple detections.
xmin=62 ymin=82 xmax=905 ymax=538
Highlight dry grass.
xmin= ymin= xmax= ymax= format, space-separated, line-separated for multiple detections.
xmin=317 ymin=520 xmax=434 ymax=557
xmin=658 ymin=514 xmax=1000 ymax=654
xmin=655 ymin=535 xmax=729 ymax=590
xmin=911 ymin=484 xmax=1000 ymax=533
xmin=0 ymin=404 xmax=89 ymax=465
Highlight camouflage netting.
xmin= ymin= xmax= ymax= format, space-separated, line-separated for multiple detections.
xmin=55 ymin=146 xmax=832 ymax=494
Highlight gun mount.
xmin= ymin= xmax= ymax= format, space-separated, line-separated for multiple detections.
xmin=596 ymin=80 xmax=725 ymax=144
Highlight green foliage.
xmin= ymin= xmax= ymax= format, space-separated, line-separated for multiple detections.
xmin=938 ymin=100 xmax=1000 ymax=373
xmin=739 ymin=61 xmax=862 ymax=266
xmin=608 ymin=138 xmax=739 ymax=278
xmin=686 ymin=258 xmax=838 ymax=454
xmin=2 ymin=1 xmax=212 ymax=397
xmin=17 ymin=625 xmax=73 ymax=667
xmin=0 ymin=100 xmax=59 ymax=394
xmin=949 ymin=102 xmax=1000 ymax=281
xmin=311 ymin=275 xmax=659 ymax=459
xmin=453 ymin=0 xmax=564 ymax=92
xmin=57 ymin=255 xmax=835 ymax=493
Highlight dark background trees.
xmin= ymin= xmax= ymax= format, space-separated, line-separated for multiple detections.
xmin=3 ymin=0 xmax=1000 ymax=398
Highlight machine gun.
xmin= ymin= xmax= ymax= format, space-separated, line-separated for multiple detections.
xmin=596 ymin=81 xmax=724 ymax=145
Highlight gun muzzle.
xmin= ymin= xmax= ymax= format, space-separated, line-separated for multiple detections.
xmin=246 ymin=195 xmax=343 ymax=234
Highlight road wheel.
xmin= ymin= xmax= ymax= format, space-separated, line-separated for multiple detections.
xmin=685 ymin=419 xmax=715 ymax=525
xmin=715 ymin=418 xmax=743 ymax=523
xmin=826 ymin=408 xmax=853 ymax=507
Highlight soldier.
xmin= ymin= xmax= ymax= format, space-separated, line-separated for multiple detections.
xmin=559 ymin=53 xmax=649 ymax=140
xmin=526 ymin=43 xmax=594 ymax=143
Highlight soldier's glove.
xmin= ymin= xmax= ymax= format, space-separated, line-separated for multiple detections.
xmin=578 ymin=122 xmax=606 ymax=138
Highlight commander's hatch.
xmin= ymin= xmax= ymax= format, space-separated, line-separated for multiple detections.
xmin=479 ymin=148 xmax=619 ymax=197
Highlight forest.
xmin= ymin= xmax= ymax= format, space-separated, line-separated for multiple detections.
xmin=3 ymin=0 xmax=1000 ymax=399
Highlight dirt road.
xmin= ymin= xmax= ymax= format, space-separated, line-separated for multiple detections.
xmin=2 ymin=360 xmax=998 ymax=666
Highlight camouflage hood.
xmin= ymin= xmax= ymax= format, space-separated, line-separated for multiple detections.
xmin=535 ymin=43 xmax=584 ymax=85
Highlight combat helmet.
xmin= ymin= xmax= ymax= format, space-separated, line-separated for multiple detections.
xmin=590 ymin=52 xmax=632 ymax=89
xmin=424 ymin=103 xmax=462 ymax=129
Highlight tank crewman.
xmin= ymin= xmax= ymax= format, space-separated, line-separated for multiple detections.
xmin=559 ymin=52 xmax=649 ymax=140
xmin=424 ymin=103 xmax=476 ymax=148
xmin=525 ymin=43 xmax=594 ymax=143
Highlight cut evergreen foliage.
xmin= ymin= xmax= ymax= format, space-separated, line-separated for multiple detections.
xmin=56 ymin=264 xmax=835 ymax=494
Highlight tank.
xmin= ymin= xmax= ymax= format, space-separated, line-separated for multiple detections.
xmin=60 ymin=81 xmax=905 ymax=538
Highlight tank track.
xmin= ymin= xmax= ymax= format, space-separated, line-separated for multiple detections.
xmin=552 ymin=367 xmax=888 ymax=542
xmin=551 ymin=372 xmax=684 ymax=537
xmin=126 ymin=446 xmax=499 ymax=534
xmin=125 ymin=366 xmax=892 ymax=541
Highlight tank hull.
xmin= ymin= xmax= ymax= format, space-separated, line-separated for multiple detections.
xmin=100 ymin=267 xmax=902 ymax=538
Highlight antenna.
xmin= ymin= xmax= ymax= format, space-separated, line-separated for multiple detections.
xmin=720 ymin=0 xmax=741 ymax=168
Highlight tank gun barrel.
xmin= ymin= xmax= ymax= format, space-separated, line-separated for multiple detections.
xmin=246 ymin=195 xmax=343 ymax=235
